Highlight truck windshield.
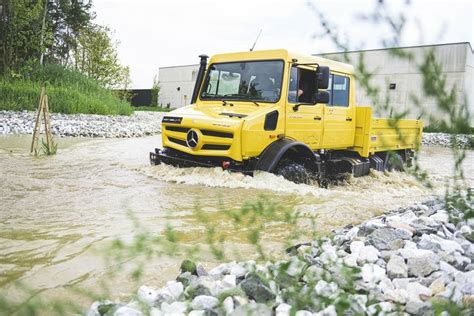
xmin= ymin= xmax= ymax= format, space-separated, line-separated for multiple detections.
xmin=200 ymin=60 xmax=284 ymax=103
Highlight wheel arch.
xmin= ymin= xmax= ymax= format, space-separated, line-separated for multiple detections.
xmin=255 ymin=138 xmax=320 ymax=173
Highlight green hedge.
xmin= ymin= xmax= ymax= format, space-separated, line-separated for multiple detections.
xmin=0 ymin=64 xmax=133 ymax=115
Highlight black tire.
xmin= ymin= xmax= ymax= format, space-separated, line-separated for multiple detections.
xmin=274 ymin=159 xmax=311 ymax=184
xmin=385 ymin=153 xmax=405 ymax=172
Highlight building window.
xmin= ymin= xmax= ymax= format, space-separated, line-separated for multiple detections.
xmin=389 ymin=83 xmax=396 ymax=90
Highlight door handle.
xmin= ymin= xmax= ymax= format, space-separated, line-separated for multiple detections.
xmin=346 ymin=117 xmax=353 ymax=121
xmin=314 ymin=116 xmax=322 ymax=121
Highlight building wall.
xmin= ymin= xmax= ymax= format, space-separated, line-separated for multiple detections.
xmin=158 ymin=64 xmax=199 ymax=108
xmin=319 ymin=42 xmax=473 ymax=124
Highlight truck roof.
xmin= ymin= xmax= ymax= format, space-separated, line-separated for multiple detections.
xmin=209 ymin=49 xmax=354 ymax=75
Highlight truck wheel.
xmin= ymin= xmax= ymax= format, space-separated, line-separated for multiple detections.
xmin=275 ymin=159 xmax=311 ymax=184
xmin=386 ymin=153 xmax=405 ymax=172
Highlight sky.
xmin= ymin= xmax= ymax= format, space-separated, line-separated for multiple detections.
xmin=93 ymin=0 xmax=473 ymax=88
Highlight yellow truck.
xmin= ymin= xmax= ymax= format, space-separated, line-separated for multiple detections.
xmin=150 ymin=49 xmax=423 ymax=183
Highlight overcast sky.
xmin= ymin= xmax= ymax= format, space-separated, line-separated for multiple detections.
xmin=93 ymin=0 xmax=473 ymax=88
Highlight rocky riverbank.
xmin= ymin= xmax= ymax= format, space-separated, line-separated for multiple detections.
xmin=422 ymin=133 xmax=473 ymax=149
xmin=87 ymin=200 xmax=473 ymax=315
xmin=0 ymin=110 xmax=165 ymax=138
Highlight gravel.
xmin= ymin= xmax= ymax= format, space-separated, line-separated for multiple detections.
xmin=422 ymin=132 xmax=473 ymax=149
xmin=0 ymin=110 xmax=165 ymax=138
xmin=86 ymin=200 xmax=474 ymax=315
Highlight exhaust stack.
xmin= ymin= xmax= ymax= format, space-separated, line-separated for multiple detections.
xmin=191 ymin=54 xmax=209 ymax=104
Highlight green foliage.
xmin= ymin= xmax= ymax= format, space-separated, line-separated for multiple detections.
xmin=0 ymin=63 xmax=133 ymax=115
xmin=151 ymin=75 xmax=161 ymax=106
xmin=424 ymin=121 xmax=474 ymax=134
xmin=72 ymin=24 xmax=131 ymax=89
xmin=5 ymin=0 xmax=45 ymax=71
xmin=38 ymin=137 xmax=58 ymax=156
xmin=133 ymin=106 xmax=172 ymax=112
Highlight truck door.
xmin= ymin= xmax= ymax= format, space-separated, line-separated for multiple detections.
xmin=285 ymin=66 xmax=323 ymax=149
xmin=322 ymin=74 xmax=355 ymax=148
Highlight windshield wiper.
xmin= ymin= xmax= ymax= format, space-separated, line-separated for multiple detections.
xmin=250 ymin=100 xmax=259 ymax=106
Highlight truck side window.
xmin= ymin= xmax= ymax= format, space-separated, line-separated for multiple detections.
xmin=288 ymin=67 xmax=316 ymax=104
xmin=330 ymin=75 xmax=350 ymax=107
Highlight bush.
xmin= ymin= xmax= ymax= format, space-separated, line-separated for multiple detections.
xmin=0 ymin=64 xmax=133 ymax=115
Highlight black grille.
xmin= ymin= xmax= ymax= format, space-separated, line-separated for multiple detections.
xmin=202 ymin=144 xmax=231 ymax=150
xmin=168 ymin=137 xmax=187 ymax=147
xmin=201 ymin=130 xmax=233 ymax=138
xmin=162 ymin=116 xmax=183 ymax=124
xmin=166 ymin=126 xmax=189 ymax=133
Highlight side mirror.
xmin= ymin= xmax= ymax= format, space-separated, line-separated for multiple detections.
xmin=313 ymin=91 xmax=330 ymax=104
xmin=316 ymin=66 xmax=330 ymax=90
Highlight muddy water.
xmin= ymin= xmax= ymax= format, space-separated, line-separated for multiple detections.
xmin=0 ymin=135 xmax=472 ymax=307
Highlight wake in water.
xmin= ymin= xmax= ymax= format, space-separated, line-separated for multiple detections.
xmin=138 ymin=164 xmax=432 ymax=199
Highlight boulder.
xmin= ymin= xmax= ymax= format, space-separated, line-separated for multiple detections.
xmin=367 ymin=227 xmax=412 ymax=250
xmin=239 ymin=274 xmax=275 ymax=303
xmin=386 ymin=255 xmax=408 ymax=278
xmin=191 ymin=295 xmax=218 ymax=310
xmin=407 ymin=253 xmax=440 ymax=277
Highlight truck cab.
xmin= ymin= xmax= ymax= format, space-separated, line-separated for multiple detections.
xmin=151 ymin=49 xmax=423 ymax=183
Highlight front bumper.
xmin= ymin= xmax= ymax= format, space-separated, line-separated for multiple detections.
xmin=150 ymin=147 xmax=256 ymax=174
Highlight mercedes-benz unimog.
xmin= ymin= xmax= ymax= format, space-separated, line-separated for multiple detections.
xmin=150 ymin=49 xmax=423 ymax=183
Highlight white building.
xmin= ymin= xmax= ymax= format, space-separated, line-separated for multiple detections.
xmin=158 ymin=64 xmax=199 ymax=108
xmin=158 ymin=42 xmax=473 ymax=124
xmin=318 ymin=42 xmax=473 ymax=123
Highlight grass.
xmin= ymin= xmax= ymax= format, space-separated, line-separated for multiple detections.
xmin=0 ymin=64 xmax=133 ymax=115
xmin=423 ymin=121 xmax=474 ymax=135
xmin=133 ymin=106 xmax=173 ymax=112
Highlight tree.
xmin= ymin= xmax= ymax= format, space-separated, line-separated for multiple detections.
xmin=5 ymin=0 xmax=45 ymax=72
xmin=46 ymin=0 xmax=94 ymax=65
xmin=151 ymin=75 xmax=160 ymax=106
xmin=72 ymin=23 xmax=130 ymax=88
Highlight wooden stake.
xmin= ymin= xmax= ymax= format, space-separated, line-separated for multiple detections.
xmin=31 ymin=87 xmax=53 ymax=155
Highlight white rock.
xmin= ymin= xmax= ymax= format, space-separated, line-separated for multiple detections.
xmin=343 ymin=254 xmax=358 ymax=267
xmin=188 ymin=311 xmax=205 ymax=316
xmin=406 ymin=282 xmax=432 ymax=301
xmin=191 ymin=295 xmax=219 ymax=310
xmin=345 ymin=227 xmax=359 ymax=241
xmin=438 ymin=239 xmax=464 ymax=254
xmin=358 ymin=245 xmax=380 ymax=263
xmin=114 ymin=306 xmax=143 ymax=316
xmin=295 ymin=311 xmax=312 ymax=316
xmin=223 ymin=274 xmax=236 ymax=287
xmin=275 ymin=303 xmax=292 ymax=316
xmin=361 ymin=264 xmax=386 ymax=284
xmin=430 ymin=211 xmax=449 ymax=223
xmin=314 ymin=280 xmax=338 ymax=298
xmin=350 ymin=241 xmax=365 ymax=254
xmin=386 ymin=254 xmax=408 ymax=278
xmin=383 ymin=288 xmax=408 ymax=303
xmin=223 ymin=296 xmax=234 ymax=314
xmin=164 ymin=281 xmax=184 ymax=300
xmin=230 ymin=264 xmax=247 ymax=278
xmin=160 ymin=301 xmax=187 ymax=315
xmin=399 ymin=248 xmax=434 ymax=259
xmin=137 ymin=285 xmax=158 ymax=306
xmin=440 ymin=260 xmax=460 ymax=276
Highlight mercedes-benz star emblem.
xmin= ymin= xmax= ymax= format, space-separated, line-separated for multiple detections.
xmin=186 ymin=129 xmax=199 ymax=148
